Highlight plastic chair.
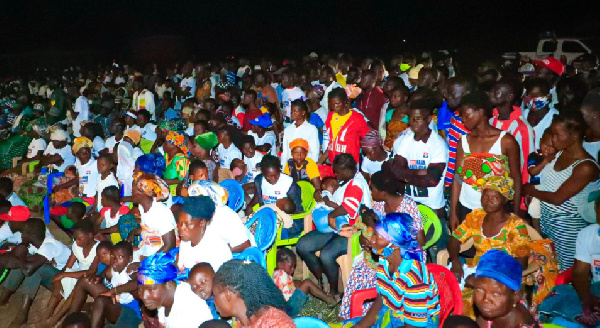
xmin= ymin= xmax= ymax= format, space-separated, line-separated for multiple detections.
xmin=426 ymin=263 xmax=463 ymax=326
xmin=232 ymin=246 xmax=266 ymax=269
xmin=418 ymin=204 xmax=442 ymax=250
xmin=265 ymin=180 xmax=316 ymax=275
xmin=349 ymin=288 xmax=377 ymax=318
xmin=555 ymin=267 xmax=573 ymax=285
xmin=293 ymin=316 xmax=329 ymax=328
xmin=43 ymin=172 xmax=65 ymax=223
xmin=245 ymin=207 xmax=278 ymax=253
xmin=220 ymin=179 xmax=245 ymax=212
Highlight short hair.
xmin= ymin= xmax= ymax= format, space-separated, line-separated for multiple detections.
xmin=442 ymin=315 xmax=479 ymax=328
xmin=62 ymin=312 xmax=91 ymax=328
xmin=390 ymin=85 xmax=410 ymax=98
xmin=327 ymin=87 xmax=348 ymax=102
xmin=213 ymin=260 xmax=287 ymax=318
xmin=199 ymin=319 xmax=231 ymax=328
xmin=241 ymin=135 xmax=255 ymax=148
xmin=97 ymin=241 xmax=113 ymax=253
xmin=72 ymin=219 xmax=94 ymax=235
xmin=582 ymin=88 xmax=600 ymax=114
xmin=245 ymin=89 xmax=257 ymax=99
xmin=113 ymin=240 xmax=133 ymax=258
xmin=495 ymin=78 xmax=523 ymax=101
xmin=290 ymin=99 xmax=309 ymax=113
xmin=260 ymin=155 xmax=281 ymax=171
xmin=97 ymin=154 xmax=113 ymax=165
xmin=276 ymin=247 xmax=296 ymax=264
xmin=69 ymin=202 xmax=87 ymax=219
xmin=24 ymin=218 xmax=46 ymax=243
xmin=189 ymin=159 xmax=208 ymax=175
xmin=137 ymin=109 xmax=151 ymax=120
xmin=449 ymin=76 xmax=477 ymax=94
xmin=0 ymin=177 xmax=13 ymax=195
xmin=553 ymin=111 xmax=587 ymax=140
xmin=408 ymin=97 xmax=440 ymax=116
xmin=101 ymin=185 xmax=120 ymax=204
xmin=371 ymin=169 xmax=405 ymax=195
xmin=332 ymin=153 xmax=357 ymax=171
xmin=556 ymin=76 xmax=588 ymax=99
xmin=461 ymin=91 xmax=493 ymax=117
xmin=191 ymin=262 xmax=215 ymax=276
xmin=525 ymin=77 xmax=551 ymax=95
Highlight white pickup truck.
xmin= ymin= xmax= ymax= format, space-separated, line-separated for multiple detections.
xmin=508 ymin=38 xmax=594 ymax=65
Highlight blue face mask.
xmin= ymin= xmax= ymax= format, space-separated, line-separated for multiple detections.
xmin=527 ymin=96 xmax=549 ymax=111
xmin=375 ymin=245 xmax=395 ymax=258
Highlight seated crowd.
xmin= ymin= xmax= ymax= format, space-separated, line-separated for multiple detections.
xmin=0 ymin=53 xmax=600 ymax=328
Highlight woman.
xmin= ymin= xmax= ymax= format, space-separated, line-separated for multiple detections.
xmin=360 ymin=130 xmax=390 ymax=181
xmin=449 ymin=175 xmax=531 ymax=317
xmin=338 ymin=169 xmax=424 ymax=320
xmin=450 ymin=92 xmax=522 ymax=231
xmin=212 ymin=259 xmax=295 ymax=328
xmin=297 ymin=153 xmax=371 ymax=296
xmin=138 ymin=250 xmax=214 ymax=328
xmin=190 ymin=131 xmax=219 ymax=182
xmin=128 ymin=173 xmax=177 ymax=261
xmin=245 ymin=155 xmax=304 ymax=216
xmin=163 ymin=131 xmax=191 ymax=188
xmin=346 ymin=213 xmax=440 ymax=328
xmin=523 ymin=112 xmax=600 ymax=270
xmin=473 ymin=250 xmax=540 ymax=328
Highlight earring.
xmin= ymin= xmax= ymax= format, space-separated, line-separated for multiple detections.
xmin=513 ymin=303 xmax=517 ymax=308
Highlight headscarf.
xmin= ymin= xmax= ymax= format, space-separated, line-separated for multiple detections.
xmin=134 ymin=173 xmax=170 ymax=202
xmin=72 ymin=136 xmax=93 ymax=154
xmin=289 ymin=138 xmax=309 ymax=152
xmin=50 ymin=129 xmax=68 ymax=142
xmin=138 ymin=248 xmax=184 ymax=285
xmin=475 ymin=249 xmax=523 ymax=291
xmin=375 ymin=213 xmax=423 ymax=262
xmin=124 ymin=129 xmax=142 ymax=144
xmin=136 ymin=153 xmax=167 ymax=177
xmin=481 ymin=175 xmax=514 ymax=200
xmin=187 ymin=180 xmax=228 ymax=207
xmin=194 ymin=132 xmax=219 ymax=151
xmin=345 ymin=84 xmax=362 ymax=99
xmin=360 ymin=129 xmax=383 ymax=149
xmin=166 ymin=130 xmax=189 ymax=155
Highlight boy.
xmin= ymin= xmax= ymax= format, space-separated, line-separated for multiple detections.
xmin=216 ymin=128 xmax=242 ymax=169
xmin=0 ymin=177 xmax=26 ymax=207
xmin=94 ymin=154 xmax=119 ymax=212
xmin=0 ymin=218 xmax=71 ymax=326
xmin=189 ymin=262 xmax=219 ymax=319
xmin=181 ymin=160 xmax=209 ymax=196
xmin=96 ymin=186 xmax=129 ymax=240
xmin=52 ymin=201 xmax=86 ymax=232
xmin=135 ymin=109 xmax=159 ymax=153
xmin=248 ymin=113 xmax=277 ymax=156
xmin=241 ymin=136 xmax=264 ymax=184
xmin=0 ymin=202 xmax=29 ymax=247
xmin=283 ymin=138 xmax=321 ymax=188
xmin=273 ymin=248 xmax=337 ymax=317
xmin=280 ymin=70 xmax=304 ymax=125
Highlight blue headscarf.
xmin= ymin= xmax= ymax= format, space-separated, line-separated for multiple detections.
xmin=138 ymin=248 xmax=185 ymax=285
xmin=475 ymin=249 xmax=523 ymax=291
xmin=136 ymin=153 xmax=167 ymax=177
xmin=375 ymin=213 xmax=422 ymax=262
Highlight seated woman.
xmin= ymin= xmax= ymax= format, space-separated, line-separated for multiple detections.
xmin=448 ymin=175 xmax=531 ymax=317
xmin=138 ymin=250 xmax=214 ymax=328
xmin=473 ymin=250 xmax=540 ymax=328
xmin=39 ymin=128 xmax=76 ymax=173
xmin=212 ymin=259 xmax=295 ymax=328
xmin=344 ymin=212 xmax=440 ymax=328
xmin=297 ymin=153 xmax=371 ymax=297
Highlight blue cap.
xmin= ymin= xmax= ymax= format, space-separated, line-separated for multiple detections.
xmin=249 ymin=113 xmax=273 ymax=128
xmin=475 ymin=249 xmax=523 ymax=291
xmin=219 ymin=179 xmax=244 ymax=212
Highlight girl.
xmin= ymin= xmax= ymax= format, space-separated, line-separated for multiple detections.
xmin=93 ymin=154 xmax=119 ymax=213
xmin=95 ymin=186 xmax=129 ymax=241
xmin=384 ymin=86 xmax=410 ymax=149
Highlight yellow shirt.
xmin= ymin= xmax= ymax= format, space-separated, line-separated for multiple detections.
xmin=335 ymin=72 xmax=347 ymax=87
xmin=330 ymin=112 xmax=352 ymax=141
xmin=283 ymin=158 xmax=320 ymax=180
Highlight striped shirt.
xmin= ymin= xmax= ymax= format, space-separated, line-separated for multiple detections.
xmin=490 ymin=107 xmax=535 ymax=184
xmin=445 ymin=113 xmax=470 ymax=187
xmin=376 ymin=258 xmax=440 ymax=327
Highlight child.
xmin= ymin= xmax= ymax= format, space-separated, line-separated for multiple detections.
xmin=273 ymin=248 xmax=337 ymax=317
xmin=442 ymin=315 xmax=478 ymax=328
xmin=189 ymin=262 xmax=219 ymax=319
xmin=93 ymin=154 xmax=119 ymax=212
xmin=527 ymin=130 xmax=557 ymax=230
xmin=0 ymin=202 xmax=29 ymax=247
xmin=52 ymin=165 xmax=79 ymax=204
xmin=241 ymin=135 xmax=264 ymax=184
xmin=283 ymin=138 xmax=321 ymax=186
xmin=0 ymin=177 xmax=26 ymax=207
xmin=276 ymin=198 xmax=296 ymax=215
xmin=62 ymin=312 xmax=91 ymax=328
xmin=230 ymin=158 xmax=247 ymax=183
xmin=96 ymin=186 xmax=129 ymax=240
xmin=51 ymin=201 xmax=86 ymax=234
xmin=248 ymin=112 xmax=277 ymax=156
xmin=180 ymin=160 xmax=209 ymax=196
xmin=320 ymin=176 xmax=339 ymax=203
xmin=216 ymin=127 xmax=242 ymax=169
xmin=384 ymin=86 xmax=411 ymax=149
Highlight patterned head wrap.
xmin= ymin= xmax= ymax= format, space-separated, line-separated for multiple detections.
xmin=289 ymin=138 xmax=309 ymax=152
xmin=360 ymin=129 xmax=383 ymax=149
xmin=72 ymin=136 xmax=93 ymax=154
xmin=187 ymin=180 xmax=228 ymax=207
xmin=375 ymin=213 xmax=423 ymax=262
xmin=166 ymin=131 xmax=189 ymax=155
xmin=138 ymin=248 xmax=185 ymax=285
xmin=345 ymin=84 xmax=362 ymax=99
xmin=124 ymin=129 xmax=142 ymax=144
xmin=136 ymin=153 xmax=167 ymax=177
xmin=134 ymin=173 xmax=170 ymax=202
xmin=481 ymin=175 xmax=514 ymax=200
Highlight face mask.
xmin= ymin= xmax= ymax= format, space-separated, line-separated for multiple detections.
xmin=375 ymin=245 xmax=395 ymax=258
xmin=527 ymin=96 xmax=549 ymax=111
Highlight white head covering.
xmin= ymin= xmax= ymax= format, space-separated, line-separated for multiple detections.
xmin=187 ymin=180 xmax=228 ymax=207
xmin=50 ymin=129 xmax=68 ymax=141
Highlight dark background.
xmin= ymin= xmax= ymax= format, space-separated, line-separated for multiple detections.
xmin=1 ymin=0 xmax=599 ymax=73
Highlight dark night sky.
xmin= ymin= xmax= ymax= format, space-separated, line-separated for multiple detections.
xmin=1 ymin=0 xmax=599 ymax=69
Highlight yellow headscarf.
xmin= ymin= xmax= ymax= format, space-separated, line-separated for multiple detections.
xmin=134 ymin=173 xmax=170 ymax=202
xmin=482 ymin=175 xmax=514 ymax=200
xmin=72 ymin=137 xmax=93 ymax=154
xmin=124 ymin=129 xmax=142 ymax=145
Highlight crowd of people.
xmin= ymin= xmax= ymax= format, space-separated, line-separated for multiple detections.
xmin=0 ymin=51 xmax=599 ymax=328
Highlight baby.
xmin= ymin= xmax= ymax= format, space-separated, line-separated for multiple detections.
xmin=276 ymin=197 xmax=296 ymax=215
xmin=527 ymin=130 xmax=556 ymax=230
xmin=321 ymin=177 xmax=339 ymax=200
xmin=188 ymin=263 xmax=219 ymax=319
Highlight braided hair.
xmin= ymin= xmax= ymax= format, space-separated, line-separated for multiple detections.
xmin=213 ymin=260 xmax=286 ymax=318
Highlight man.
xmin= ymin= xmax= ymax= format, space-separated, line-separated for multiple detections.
xmin=131 ymin=79 xmax=156 ymax=120
xmin=356 ymin=69 xmax=387 ymax=130
xmin=490 ymin=78 xmax=535 ymax=185
xmin=318 ymin=66 xmax=342 ymax=111
xmin=72 ymin=89 xmax=90 ymax=138
xmin=533 ymin=56 xmax=565 ymax=109
xmin=179 ymin=62 xmax=196 ymax=102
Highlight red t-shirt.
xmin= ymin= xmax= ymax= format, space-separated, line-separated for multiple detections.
xmin=243 ymin=108 xmax=263 ymax=131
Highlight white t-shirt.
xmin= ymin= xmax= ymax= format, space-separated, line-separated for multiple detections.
xmin=157 ymin=282 xmax=212 ymax=328
xmin=281 ymin=87 xmax=304 ymax=120
xmin=8 ymin=192 xmax=26 ymax=207
xmin=135 ymin=123 xmax=158 ymax=142
xmin=179 ymin=77 xmax=197 ymax=101
xmin=73 ymin=96 xmax=90 ymax=137
xmin=29 ymin=234 xmax=71 ymax=270
xmin=522 ymin=107 xmax=558 ymax=149
xmin=117 ymin=142 xmax=142 ymax=196
xmin=110 ymin=267 xmax=135 ymax=304
xmin=44 ymin=143 xmax=76 ymax=172
xmin=138 ymin=200 xmax=177 ymax=258
xmin=92 ymin=136 xmax=105 ymax=157
xmin=96 ymin=173 xmax=119 ymax=211
xmin=248 ymin=131 xmax=277 ymax=156
xmin=584 ymin=140 xmax=600 ymax=161
xmin=575 ymin=224 xmax=600 ymax=283
xmin=361 ymin=151 xmax=391 ymax=175
xmin=104 ymin=136 xmax=122 ymax=153
xmin=76 ymin=158 xmax=99 ymax=197
xmin=261 ymin=173 xmax=293 ymax=205
xmin=217 ymin=143 xmax=242 ymax=169
xmin=178 ymin=229 xmax=233 ymax=271
xmin=0 ymin=223 xmax=21 ymax=244
xmin=243 ymin=152 xmax=264 ymax=183
xmin=281 ymin=121 xmax=320 ymax=165
xmin=207 ymin=205 xmax=255 ymax=249
xmin=27 ymin=138 xmax=47 ymax=159
xmin=393 ymin=130 xmax=449 ymax=210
